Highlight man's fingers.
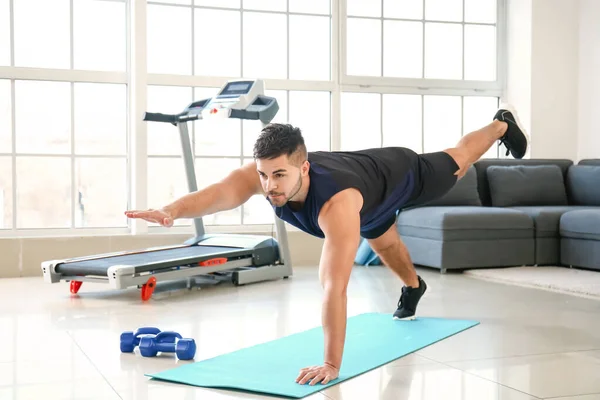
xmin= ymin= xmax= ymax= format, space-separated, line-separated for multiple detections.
xmin=298 ymin=372 xmax=311 ymax=384
xmin=136 ymin=213 xmax=156 ymax=222
xmin=297 ymin=366 xmax=316 ymax=376
xmin=125 ymin=210 xmax=170 ymax=225
xmin=296 ymin=365 xmax=338 ymax=385
xmin=296 ymin=368 xmax=312 ymax=382
xmin=125 ymin=210 xmax=148 ymax=218
xmin=299 ymin=371 xmax=318 ymax=385
xmin=309 ymin=374 xmax=325 ymax=386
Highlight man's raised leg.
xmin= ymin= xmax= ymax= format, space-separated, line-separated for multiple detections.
xmin=365 ymin=104 xmax=529 ymax=321
xmin=445 ymin=104 xmax=529 ymax=178
xmin=367 ymin=224 xmax=426 ymax=320
xmin=448 ymin=120 xmax=506 ymax=177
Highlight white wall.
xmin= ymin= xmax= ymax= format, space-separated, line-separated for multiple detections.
xmin=505 ymin=0 xmax=580 ymax=160
xmin=578 ymin=0 xmax=600 ymax=160
xmin=505 ymin=0 xmax=532 ymax=155
xmin=531 ymin=0 xmax=580 ymax=160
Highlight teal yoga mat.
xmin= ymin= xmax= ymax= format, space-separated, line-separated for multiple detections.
xmin=146 ymin=313 xmax=479 ymax=398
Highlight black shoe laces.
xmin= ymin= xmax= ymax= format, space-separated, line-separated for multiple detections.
xmin=499 ymin=113 xmax=516 ymax=156
xmin=398 ymin=286 xmax=410 ymax=308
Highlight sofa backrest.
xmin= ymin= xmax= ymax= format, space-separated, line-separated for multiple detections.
xmin=578 ymin=159 xmax=600 ymax=166
xmin=473 ymin=159 xmax=574 ymax=206
xmin=423 ymin=165 xmax=482 ymax=207
xmin=566 ymin=165 xmax=600 ymax=206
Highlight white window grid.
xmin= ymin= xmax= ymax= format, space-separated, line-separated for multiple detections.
xmin=340 ymin=0 xmax=506 ymax=92
xmin=0 ymin=0 xmax=506 ymax=237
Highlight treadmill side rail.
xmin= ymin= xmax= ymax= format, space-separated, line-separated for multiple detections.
xmin=193 ymin=234 xmax=281 ymax=267
xmin=41 ymin=260 xmax=64 ymax=283
xmin=230 ymin=217 xmax=293 ymax=285
xmin=107 ymin=259 xmax=253 ymax=290
xmin=107 ymin=265 xmax=136 ymax=289
xmin=191 ymin=234 xmax=273 ymax=247
xmin=61 ymin=244 xmax=190 ymax=263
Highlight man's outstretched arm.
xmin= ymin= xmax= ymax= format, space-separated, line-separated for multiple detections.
xmin=163 ymin=161 xmax=263 ymax=219
xmin=126 ymin=161 xmax=263 ymax=226
xmin=296 ymin=188 xmax=362 ymax=386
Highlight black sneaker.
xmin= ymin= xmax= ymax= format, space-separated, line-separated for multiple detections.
xmin=393 ymin=276 xmax=427 ymax=320
xmin=493 ymin=104 xmax=529 ymax=159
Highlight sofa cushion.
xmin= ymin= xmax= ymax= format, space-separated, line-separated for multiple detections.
xmin=566 ymin=166 xmax=600 ymax=206
xmin=397 ymin=206 xmax=533 ymax=241
xmin=473 ymin=159 xmax=573 ymax=206
xmin=424 ymin=166 xmax=482 ymax=207
xmin=510 ymin=206 xmax=598 ymax=238
xmin=486 ymin=165 xmax=568 ymax=207
xmin=560 ymin=209 xmax=600 ymax=240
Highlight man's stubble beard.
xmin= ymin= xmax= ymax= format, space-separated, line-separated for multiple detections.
xmin=273 ymin=173 xmax=303 ymax=207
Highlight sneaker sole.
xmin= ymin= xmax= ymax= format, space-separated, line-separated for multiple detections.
xmin=498 ymin=103 xmax=530 ymax=148
xmin=393 ymin=315 xmax=416 ymax=321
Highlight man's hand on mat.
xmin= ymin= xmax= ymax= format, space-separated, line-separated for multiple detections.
xmin=124 ymin=208 xmax=174 ymax=227
xmin=296 ymin=362 xmax=338 ymax=385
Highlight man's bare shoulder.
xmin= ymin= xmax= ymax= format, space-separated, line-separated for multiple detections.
xmin=318 ymin=188 xmax=363 ymax=231
xmin=231 ymin=161 xmax=264 ymax=195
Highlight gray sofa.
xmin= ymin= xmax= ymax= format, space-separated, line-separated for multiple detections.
xmin=358 ymin=158 xmax=600 ymax=273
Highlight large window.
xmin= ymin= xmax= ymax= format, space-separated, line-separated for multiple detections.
xmin=0 ymin=0 xmax=504 ymax=236
xmin=1 ymin=0 xmax=128 ymax=233
xmin=11 ymin=80 xmax=128 ymax=230
xmin=146 ymin=1 xmax=331 ymax=80
xmin=343 ymin=0 xmax=498 ymax=82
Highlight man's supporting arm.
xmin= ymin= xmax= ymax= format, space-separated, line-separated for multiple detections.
xmin=318 ymin=189 xmax=362 ymax=370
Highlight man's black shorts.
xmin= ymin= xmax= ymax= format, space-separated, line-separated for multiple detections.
xmin=360 ymin=151 xmax=459 ymax=240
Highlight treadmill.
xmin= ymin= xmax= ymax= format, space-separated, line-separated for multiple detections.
xmin=41 ymin=79 xmax=293 ymax=301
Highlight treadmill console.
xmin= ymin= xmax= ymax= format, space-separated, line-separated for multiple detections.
xmin=201 ymin=79 xmax=262 ymax=118
xmin=178 ymin=79 xmax=278 ymax=124
xmin=183 ymin=98 xmax=210 ymax=120
xmin=229 ymin=95 xmax=279 ymax=123
xmin=218 ymin=80 xmax=255 ymax=98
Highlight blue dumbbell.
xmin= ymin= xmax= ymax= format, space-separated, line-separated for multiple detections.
xmin=138 ymin=331 xmax=196 ymax=360
xmin=120 ymin=327 xmax=161 ymax=353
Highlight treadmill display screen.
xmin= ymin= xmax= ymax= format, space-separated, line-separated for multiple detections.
xmin=219 ymin=81 xmax=253 ymax=96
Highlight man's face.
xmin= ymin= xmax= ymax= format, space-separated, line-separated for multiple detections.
xmin=256 ymin=154 xmax=308 ymax=207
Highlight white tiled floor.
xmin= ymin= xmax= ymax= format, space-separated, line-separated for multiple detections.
xmin=2 ymin=265 xmax=600 ymax=400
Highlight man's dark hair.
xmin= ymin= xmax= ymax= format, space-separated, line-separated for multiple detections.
xmin=253 ymin=123 xmax=307 ymax=165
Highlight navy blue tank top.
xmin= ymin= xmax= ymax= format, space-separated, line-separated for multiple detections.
xmin=268 ymin=147 xmax=420 ymax=238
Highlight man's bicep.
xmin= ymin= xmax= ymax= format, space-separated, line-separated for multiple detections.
xmin=318 ymin=234 xmax=359 ymax=291
xmin=318 ymin=193 xmax=362 ymax=290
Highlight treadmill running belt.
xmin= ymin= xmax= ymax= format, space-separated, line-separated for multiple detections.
xmin=56 ymin=245 xmax=252 ymax=277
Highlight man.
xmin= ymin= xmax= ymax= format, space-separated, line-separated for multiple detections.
xmin=125 ymin=104 xmax=528 ymax=386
